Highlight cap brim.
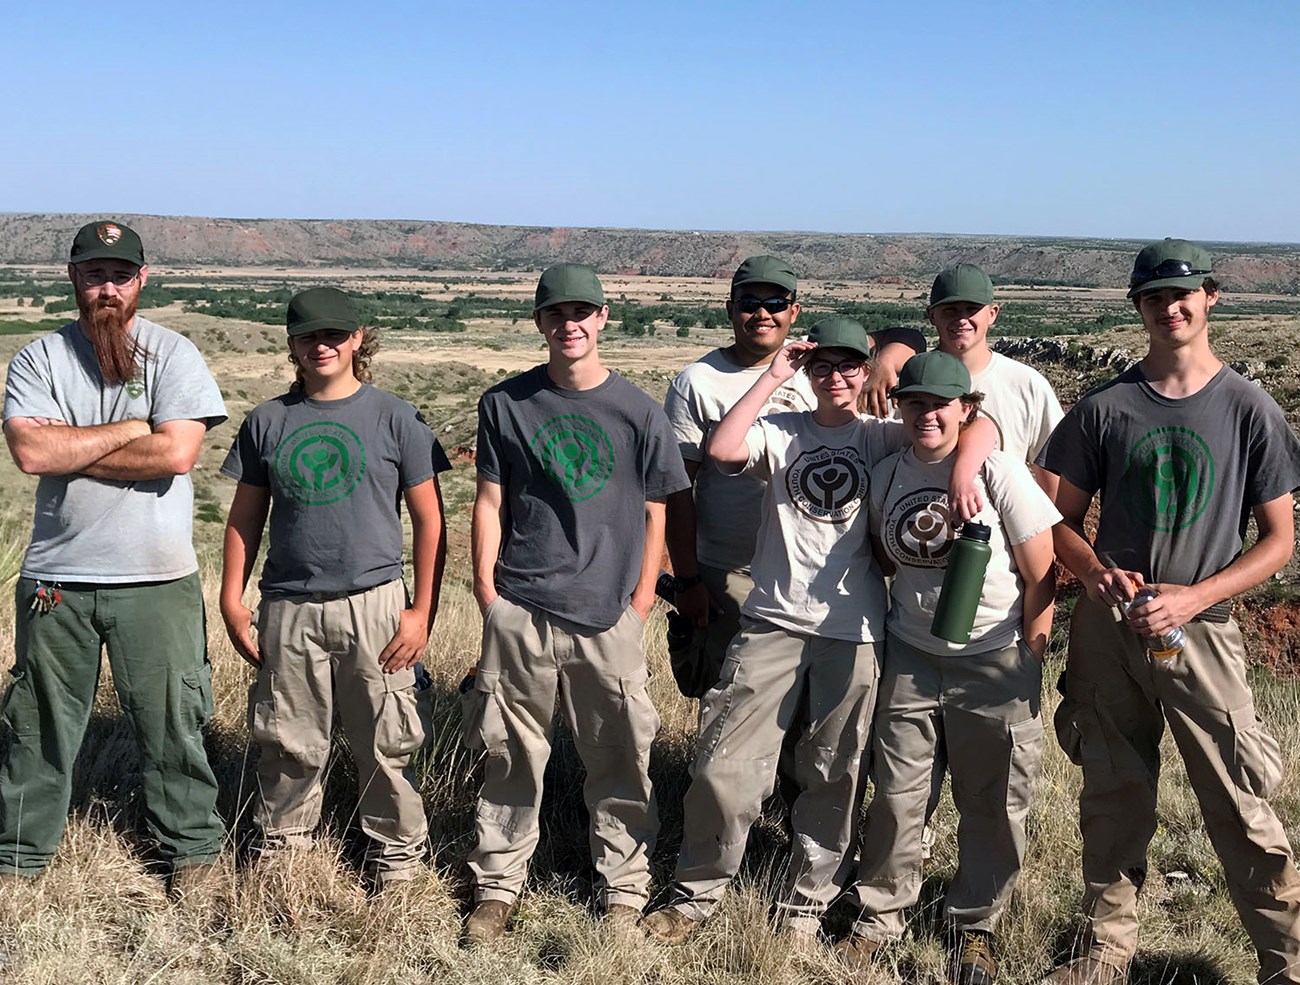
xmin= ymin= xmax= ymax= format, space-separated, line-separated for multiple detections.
xmin=287 ymin=317 xmax=358 ymax=336
xmin=534 ymin=295 xmax=605 ymax=312
xmin=1126 ymin=274 xmax=1208 ymax=299
xmin=71 ymin=249 xmax=144 ymax=266
xmin=732 ymin=276 xmax=798 ymax=294
xmin=927 ymin=294 xmax=993 ymax=309
xmin=890 ymin=383 xmax=970 ymax=399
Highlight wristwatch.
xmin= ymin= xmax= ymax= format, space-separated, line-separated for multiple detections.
xmin=673 ymin=574 xmax=703 ymax=593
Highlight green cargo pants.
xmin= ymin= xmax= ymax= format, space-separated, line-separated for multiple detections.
xmin=0 ymin=573 xmax=223 ymax=875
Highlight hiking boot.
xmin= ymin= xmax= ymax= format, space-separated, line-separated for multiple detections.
xmin=833 ymin=933 xmax=885 ymax=970
xmin=781 ymin=925 xmax=822 ymax=956
xmin=640 ymin=907 xmax=701 ymax=944
xmin=463 ymin=900 xmax=514 ymax=945
xmin=169 ymin=862 xmax=222 ymax=903
xmin=604 ymin=903 xmax=644 ymax=932
xmin=952 ymin=930 xmax=998 ymax=985
xmin=1042 ymin=956 xmax=1128 ymax=985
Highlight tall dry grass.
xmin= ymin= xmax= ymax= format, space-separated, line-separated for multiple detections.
xmin=0 ymin=564 xmax=1295 ymax=984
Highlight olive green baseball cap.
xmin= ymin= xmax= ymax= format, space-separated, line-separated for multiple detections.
xmin=286 ymin=287 xmax=359 ymax=337
xmin=731 ymin=255 xmax=798 ymax=296
xmin=929 ymin=263 xmax=994 ymax=308
xmin=534 ymin=263 xmax=606 ymax=312
xmin=69 ymin=220 xmax=145 ymax=266
xmin=807 ymin=317 xmax=872 ymax=359
xmin=1126 ymin=238 xmax=1214 ymax=298
xmin=891 ymin=350 xmax=973 ymax=399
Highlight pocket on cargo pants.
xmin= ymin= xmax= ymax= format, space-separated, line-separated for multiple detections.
xmin=0 ymin=667 xmax=37 ymax=737
xmin=461 ymin=669 xmax=510 ymax=758
xmin=1228 ymin=702 xmax=1284 ymax=799
xmin=375 ymin=669 xmax=425 ymax=760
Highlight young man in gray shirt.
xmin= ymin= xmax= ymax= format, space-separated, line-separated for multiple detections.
xmin=462 ymin=264 xmax=689 ymax=942
xmin=1039 ymin=239 xmax=1300 ymax=985
xmin=0 ymin=221 xmax=226 ymax=896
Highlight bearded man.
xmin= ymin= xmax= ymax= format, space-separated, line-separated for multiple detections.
xmin=0 ymin=220 xmax=227 ymax=896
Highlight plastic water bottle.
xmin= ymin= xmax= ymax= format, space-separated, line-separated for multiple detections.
xmin=931 ymin=522 xmax=993 ymax=644
xmin=1121 ymin=587 xmax=1186 ymax=663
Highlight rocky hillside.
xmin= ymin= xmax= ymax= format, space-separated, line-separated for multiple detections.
xmin=3 ymin=213 xmax=1298 ymax=293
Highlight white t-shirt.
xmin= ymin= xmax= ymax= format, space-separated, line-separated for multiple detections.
xmin=870 ymin=449 xmax=1060 ymax=655
xmin=664 ymin=348 xmax=817 ymax=571
xmin=739 ymin=412 xmax=906 ymax=642
xmin=969 ymin=352 xmax=1063 ymax=463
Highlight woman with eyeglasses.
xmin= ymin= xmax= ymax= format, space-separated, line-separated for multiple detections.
xmin=642 ymin=319 xmax=995 ymax=948
xmin=835 ymin=350 xmax=1059 ymax=984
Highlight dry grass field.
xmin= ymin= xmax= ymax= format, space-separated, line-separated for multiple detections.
xmin=1 ymin=267 xmax=1299 ymax=984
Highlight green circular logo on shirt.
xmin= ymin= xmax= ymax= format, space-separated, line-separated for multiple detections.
xmin=274 ymin=421 xmax=367 ymax=505
xmin=1120 ymin=426 xmax=1215 ymax=532
xmin=531 ymin=414 xmax=615 ymax=502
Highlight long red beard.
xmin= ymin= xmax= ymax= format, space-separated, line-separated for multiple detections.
xmin=78 ymin=295 xmax=143 ymax=386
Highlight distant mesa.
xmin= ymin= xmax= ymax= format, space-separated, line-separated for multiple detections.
xmin=2 ymin=213 xmax=1297 ymax=293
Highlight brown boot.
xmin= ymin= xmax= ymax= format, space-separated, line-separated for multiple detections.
xmin=169 ymin=862 xmax=222 ymax=903
xmin=640 ymin=907 xmax=701 ymax=944
xmin=603 ymin=903 xmax=644 ymax=932
xmin=952 ymin=930 xmax=998 ymax=985
xmin=463 ymin=900 xmax=514 ymax=945
xmin=833 ymin=933 xmax=885 ymax=970
xmin=1042 ymin=956 xmax=1128 ymax=985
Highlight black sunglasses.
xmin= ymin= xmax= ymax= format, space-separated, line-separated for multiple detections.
xmin=736 ymin=296 xmax=795 ymax=314
xmin=1131 ymin=258 xmax=1211 ymax=287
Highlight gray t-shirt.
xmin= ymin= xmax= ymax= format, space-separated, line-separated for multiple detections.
xmin=3 ymin=317 xmax=226 ymax=583
xmin=477 ymin=365 xmax=690 ymax=630
xmin=221 ymin=384 xmax=450 ymax=597
xmin=664 ymin=348 xmax=817 ymax=571
xmin=1038 ymin=365 xmax=1300 ymax=590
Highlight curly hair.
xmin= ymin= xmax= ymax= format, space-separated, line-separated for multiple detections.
xmin=959 ymin=390 xmax=985 ymax=427
xmin=288 ymin=327 xmax=380 ymax=393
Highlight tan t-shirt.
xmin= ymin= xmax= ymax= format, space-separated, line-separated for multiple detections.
xmin=739 ymin=413 xmax=905 ymax=642
xmin=664 ymin=348 xmax=817 ymax=571
xmin=969 ymin=352 xmax=1063 ymax=463
xmin=870 ymin=449 xmax=1060 ymax=655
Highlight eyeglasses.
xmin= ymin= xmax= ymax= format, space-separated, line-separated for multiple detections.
xmin=1130 ymin=258 xmax=1211 ymax=288
xmin=78 ymin=269 xmax=140 ymax=288
xmin=808 ymin=359 xmax=865 ymax=379
xmin=736 ymin=296 xmax=795 ymax=314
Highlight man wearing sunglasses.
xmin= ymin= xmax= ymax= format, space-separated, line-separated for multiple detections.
xmin=0 ymin=221 xmax=227 ymax=898
xmin=1038 ymin=239 xmax=1300 ymax=985
xmin=663 ymin=255 xmax=922 ymax=696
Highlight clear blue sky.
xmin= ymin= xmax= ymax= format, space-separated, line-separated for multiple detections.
xmin=5 ymin=0 xmax=1298 ymax=243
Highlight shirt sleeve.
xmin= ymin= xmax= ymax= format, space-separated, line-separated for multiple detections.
xmin=985 ymin=453 xmax=1061 ymax=546
xmin=1244 ymin=393 xmax=1300 ymax=506
xmin=3 ymin=342 xmax=62 ymax=422
xmin=475 ymin=393 xmax=506 ymax=484
xmin=150 ymin=336 xmax=227 ymax=429
xmin=663 ymin=374 xmax=707 ymax=464
xmin=219 ymin=416 xmax=270 ymax=486
xmin=1027 ymin=377 xmax=1066 ymax=462
xmin=642 ymin=404 xmax=692 ymax=499
xmin=1037 ymin=402 xmax=1100 ymax=495
xmin=393 ymin=405 xmax=445 ymax=489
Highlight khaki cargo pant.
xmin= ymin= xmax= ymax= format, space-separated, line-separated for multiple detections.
xmin=1055 ymin=596 xmax=1300 ymax=983
xmin=667 ymin=617 xmax=882 ymax=934
xmin=463 ymin=595 xmax=660 ymax=910
xmin=850 ymin=635 xmax=1044 ymax=939
xmin=249 ymin=579 xmax=429 ymax=884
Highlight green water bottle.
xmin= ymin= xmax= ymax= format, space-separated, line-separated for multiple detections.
xmin=931 ymin=521 xmax=993 ymax=644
